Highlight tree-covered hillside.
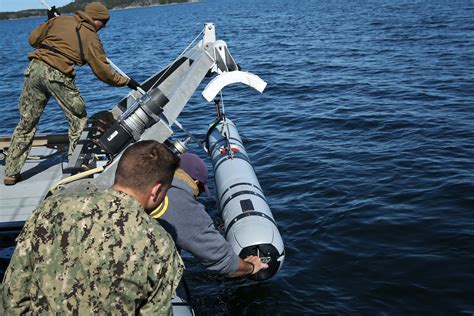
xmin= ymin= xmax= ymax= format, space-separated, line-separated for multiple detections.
xmin=0 ymin=0 xmax=192 ymax=20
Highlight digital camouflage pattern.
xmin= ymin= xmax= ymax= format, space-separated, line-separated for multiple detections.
xmin=0 ymin=189 xmax=184 ymax=315
xmin=4 ymin=59 xmax=87 ymax=177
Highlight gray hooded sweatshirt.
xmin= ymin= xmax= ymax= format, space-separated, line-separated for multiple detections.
xmin=157 ymin=171 xmax=240 ymax=275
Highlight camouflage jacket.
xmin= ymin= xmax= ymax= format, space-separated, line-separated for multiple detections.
xmin=1 ymin=189 xmax=183 ymax=315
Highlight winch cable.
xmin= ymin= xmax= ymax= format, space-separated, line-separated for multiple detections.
xmin=174 ymin=120 xmax=208 ymax=154
xmin=219 ymin=91 xmax=234 ymax=159
xmin=204 ymin=115 xmax=223 ymax=153
xmin=214 ymin=98 xmax=222 ymax=119
xmin=106 ymin=58 xmax=147 ymax=95
xmin=148 ymin=28 xmax=204 ymax=92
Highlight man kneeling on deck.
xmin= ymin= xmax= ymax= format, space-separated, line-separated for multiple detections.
xmin=1 ymin=141 xmax=183 ymax=315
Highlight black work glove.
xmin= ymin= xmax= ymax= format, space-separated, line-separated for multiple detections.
xmin=47 ymin=6 xmax=60 ymax=20
xmin=127 ymin=78 xmax=142 ymax=91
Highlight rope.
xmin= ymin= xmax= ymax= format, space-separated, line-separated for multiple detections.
xmin=49 ymin=166 xmax=104 ymax=194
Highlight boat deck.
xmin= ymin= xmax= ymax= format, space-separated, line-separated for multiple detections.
xmin=0 ymin=135 xmax=68 ymax=228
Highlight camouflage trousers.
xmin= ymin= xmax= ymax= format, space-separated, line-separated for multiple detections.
xmin=5 ymin=59 xmax=87 ymax=177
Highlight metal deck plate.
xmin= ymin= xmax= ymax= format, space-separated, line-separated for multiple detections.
xmin=0 ymin=147 xmax=66 ymax=226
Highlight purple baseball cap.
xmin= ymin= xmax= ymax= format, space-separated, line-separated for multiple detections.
xmin=179 ymin=152 xmax=210 ymax=196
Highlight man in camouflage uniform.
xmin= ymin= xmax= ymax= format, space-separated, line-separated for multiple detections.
xmin=4 ymin=2 xmax=142 ymax=185
xmin=1 ymin=141 xmax=184 ymax=314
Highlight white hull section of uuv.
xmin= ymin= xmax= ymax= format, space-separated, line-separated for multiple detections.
xmin=206 ymin=118 xmax=285 ymax=280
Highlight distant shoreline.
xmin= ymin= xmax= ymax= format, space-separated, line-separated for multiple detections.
xmin=115 ymin=1 xmax=197 ymax=11
xmin=0 ymin=0 xmax=198 ymax=21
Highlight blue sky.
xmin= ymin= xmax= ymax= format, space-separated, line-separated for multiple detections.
xmin=0 ymin=0 xmax=72 ymax=12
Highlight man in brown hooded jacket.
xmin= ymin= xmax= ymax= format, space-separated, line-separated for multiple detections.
xmin=4 ymin=2 xmax=141 ymax=185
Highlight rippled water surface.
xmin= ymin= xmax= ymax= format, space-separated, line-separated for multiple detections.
xmin=1 ymin=0 xmax=474 ymax=314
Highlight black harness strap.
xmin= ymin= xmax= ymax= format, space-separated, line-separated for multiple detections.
xmin=39 ymin=22 xmax=86 ymax=65
xmin=75 ymin=24 xmax=86 ymax=65
xmin=39 ymin=44 xmax=66 ymax=57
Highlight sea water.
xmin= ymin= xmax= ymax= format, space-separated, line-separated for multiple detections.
xmin=1 ymin=0 xmax=473 ymax=314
